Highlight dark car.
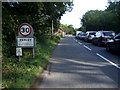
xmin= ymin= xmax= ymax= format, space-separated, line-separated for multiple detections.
xmin=84 ymin=31 xmax=96 ymax=42
xmin=106 ymin=33 xmax=120 ymax=52
xmin=92 ymin=31 xmax=115 ymax=46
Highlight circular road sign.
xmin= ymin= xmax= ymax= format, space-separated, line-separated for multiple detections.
xmin=19 ymin=23 xmax=32 ymax=37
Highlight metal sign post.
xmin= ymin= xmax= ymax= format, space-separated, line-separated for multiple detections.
xmin=32 ymin=48 xmax=35 ymax=58
xmin=16 ymin=23 xmax=36 ymax=58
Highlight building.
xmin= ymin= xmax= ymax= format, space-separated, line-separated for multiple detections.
xmin=54 ymin=28 xmax=66 ymax=37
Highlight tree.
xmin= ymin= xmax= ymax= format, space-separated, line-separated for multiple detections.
xmin=60 ymin=24 xmax=75 ymax=34
xmin=2 ymin=2 xmax=73 ymax=57
xmin=106 ymin=1 xmax=120 ymax=33
xmin=81 ymin=10 xmax=118 ymax=32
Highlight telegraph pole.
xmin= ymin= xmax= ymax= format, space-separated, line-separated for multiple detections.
xmin=52 ymin=20 xmax=53 ymax=36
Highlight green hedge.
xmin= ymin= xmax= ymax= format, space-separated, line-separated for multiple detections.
xmin=2 ymin=38 xmax=60 ymax=88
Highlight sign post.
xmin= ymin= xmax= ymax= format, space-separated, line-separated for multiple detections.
xmin=16 ymin=23 xmax=36 ymax=58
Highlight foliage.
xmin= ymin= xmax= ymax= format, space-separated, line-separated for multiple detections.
xmin=78 ymin=26 xmax=86 ymax=32
xmin=2 ymin=2 xmax=73 ymax=57
xmin=106 ymin=2 xmax=120 ymax=33
xmin=81 ymin=10 xmax=117 ymax=31
xmin=60 ymin=24 xmax=75 ymax=34
xmin=2 ymin=38 xmax=60 ymax=88
xmin=80 ymin=2 xmax=120 ymax=33
xmin=2 ymin=2 xmax=73 ymax=88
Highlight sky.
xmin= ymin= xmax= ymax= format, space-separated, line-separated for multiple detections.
xmin=60 ymin=0 xmax=108 ymax=29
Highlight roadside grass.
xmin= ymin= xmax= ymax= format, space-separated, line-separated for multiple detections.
xmin=2 ymin=36 xmax=60 ymax=88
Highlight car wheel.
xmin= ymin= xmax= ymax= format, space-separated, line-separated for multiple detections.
xmin=97 ymin=42 xmax=101 ymax=47
xmin=106 ymin=44 xmax=111 ymax=52
xmin=92 ymin=40 xmax=94 ymax=45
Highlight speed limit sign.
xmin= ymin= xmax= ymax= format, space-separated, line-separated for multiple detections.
xmin=19 ymin=23 xmax=33 ymax=37
xmin=17 ymin=23 xmax=36 ymax=58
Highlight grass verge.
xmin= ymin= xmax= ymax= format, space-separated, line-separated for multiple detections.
xmin=2 ymin=36 xmax=60 ymax=88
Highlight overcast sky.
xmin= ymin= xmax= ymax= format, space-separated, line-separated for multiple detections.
xmin=60 ymin=0 xmax=108 ymax=28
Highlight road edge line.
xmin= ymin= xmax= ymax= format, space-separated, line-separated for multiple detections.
xmin=78 ymin=42 xmax=82 ymax=45
xmin=96 ymin=53 xmax=120 ymax=69
xmin=83 ymin=45 xmax=92 ymax=51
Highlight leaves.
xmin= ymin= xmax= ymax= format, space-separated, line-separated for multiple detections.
xmin=81 ymin=10 xmax=119 ymax=32
xmin=60 ymin=24 xmax=75 ymax=34
xmin=2 ymin=2 xmax=73 ymax=88
xmin=2 ymin=2 xmax=73 ymax=57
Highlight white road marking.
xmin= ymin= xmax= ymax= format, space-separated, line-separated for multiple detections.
xmin=73 ymin=39 xmax=78 ymax=42
xmin=96 ymin=53 xmax=120 ymax=69
xmin=83 ymin=45 xmax=92 ymax=51
xmin=78 ymin=42 xmax=82 ymax=45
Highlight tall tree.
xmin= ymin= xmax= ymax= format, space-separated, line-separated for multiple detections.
xmin=2 ymin=2 xmax=73 ymax=57
xmin=81 ymin=10 xmax=118 ymax=32
xmin=106 ymin=1 xmax=120 ymax=33
xmin=60 ymin=24 xmax=75 ymax=34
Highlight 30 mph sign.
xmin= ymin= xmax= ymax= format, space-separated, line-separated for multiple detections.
xmin=19 ymin=23 xmax=32 ymax=37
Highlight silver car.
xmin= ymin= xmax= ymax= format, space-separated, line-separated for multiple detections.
xmin=92 ymin=31 xmax=115 ymax=46
xmin=84 ymin=31 xmax=97 ymax=42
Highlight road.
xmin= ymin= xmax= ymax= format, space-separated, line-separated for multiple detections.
xmin=37 ymin=36 xmax=120 ymax=88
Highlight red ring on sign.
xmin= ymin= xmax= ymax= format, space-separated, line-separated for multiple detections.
xmin=19 ymin=24 xmax=32 ymax=37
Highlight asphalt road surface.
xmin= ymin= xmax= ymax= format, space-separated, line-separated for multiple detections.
xmin=38 ymin=36 xmax=120 ymax=88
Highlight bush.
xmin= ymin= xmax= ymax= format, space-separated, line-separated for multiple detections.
xmin=2 ymin=39 xmax=59 ymax=88
xmin=53 ymin=36 xmax=61 ymax=42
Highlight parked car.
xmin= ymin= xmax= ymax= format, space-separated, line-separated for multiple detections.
xmin=84 ymin=31 xmax=97 ymax=42
xmin=75 ymin=31 xmax=82 ymax=39
xmin=76 ymin=33 xmax=81 ymax=39
xmin=92 ymin=31 xmax=115 ymax=46
xmin=106 ymin=33 xmax=120 ymax=52
xmin=78 ymin=32 xmax=86 ymax=40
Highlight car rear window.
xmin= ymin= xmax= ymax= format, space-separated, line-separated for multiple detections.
xmin=103 ymin=32 xmax=114 ymax=36
xmin=89 ymin=33 xmax=96 ymax=35
xmin=115 ymin=34 xmax=120 ymax=39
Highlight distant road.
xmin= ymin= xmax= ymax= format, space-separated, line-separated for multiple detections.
xmin=38 ymin=36 xmax=120 ymax=88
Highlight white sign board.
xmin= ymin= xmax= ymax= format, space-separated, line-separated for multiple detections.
xmin=16 ymin=23 xmax=36 ymax=58
xmin=16 ymin=48 xmax=22 ymax=56
xmin=17 ymin=38 xmax=34 ymax=47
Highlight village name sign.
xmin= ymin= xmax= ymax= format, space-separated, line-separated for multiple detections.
xmin=16 ymin=23 xmax=36 ymax=58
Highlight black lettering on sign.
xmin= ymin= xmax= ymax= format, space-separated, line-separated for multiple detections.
xmin=20 ymin=27 xmax=30 ymax=34
xmin=26 ymin=28 xmax=29 ymax=33
xmin=19 ymin=38 xmax=32 ymax=42
xmin=21 ymin=28 xmax=25 ymax=33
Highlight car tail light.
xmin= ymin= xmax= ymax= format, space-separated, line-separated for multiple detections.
xmin=88 ymin=35 xmax=91 ymax=37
